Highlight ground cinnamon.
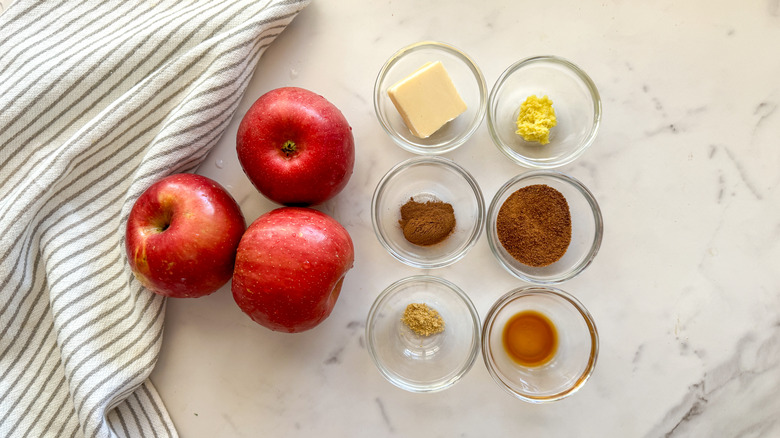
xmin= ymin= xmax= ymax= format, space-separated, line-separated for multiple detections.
xmin=399 ymin=198 xmax=456 ymax=246
xmin=496 ymin=184 xmax=571 ymax=267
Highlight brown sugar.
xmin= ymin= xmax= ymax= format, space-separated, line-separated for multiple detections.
xmin=496 ymin=184 xmax=571 ymax=267
xmin=398 ymin=198 xmax=456 ymax=246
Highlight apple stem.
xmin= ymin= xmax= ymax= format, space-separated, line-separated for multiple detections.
xmin=281 ymin=140 xmax=297 ymax=157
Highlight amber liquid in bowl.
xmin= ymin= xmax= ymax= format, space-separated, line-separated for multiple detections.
xmin=502 ymin=310 xmax=558 ymax=367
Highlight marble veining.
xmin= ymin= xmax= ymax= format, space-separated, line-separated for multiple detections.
xmin=97 ymin=0 xmax=780 ymax=436
xmin=648 ymin=326 xmax=780 ymax=437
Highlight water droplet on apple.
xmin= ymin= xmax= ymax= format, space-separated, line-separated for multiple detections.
xmin=215 ymin=159 xmax=224 ymax=169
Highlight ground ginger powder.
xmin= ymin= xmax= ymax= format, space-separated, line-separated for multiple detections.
xmin=401 ymin=303 xmax=445 ymax=336
xmin=515 ymin=95 xmax=557 ymax=144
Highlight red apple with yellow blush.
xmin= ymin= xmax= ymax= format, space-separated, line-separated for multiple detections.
xmin=231 ymin=207 xmax=355 ymax=333
xmin=125 ymin=173 xmax=246 ymax=298
xmin=236 ymin=87 xmax=355 ymax=206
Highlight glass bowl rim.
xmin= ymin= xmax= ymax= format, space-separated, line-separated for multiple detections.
xmin=366 ymin=274 xmax=482 ymax=393
xmin=373 ymin=40 xmax=488 ymax=155
xmin=481 ymin=285 xmax=599 ymax=403
xmin=486 ymin=55 xmax=602 ymax=168
xmin=485 ymin=169 xmax=603 ymax=284
xmin=371 ymin=156 xmax=486 ymax=269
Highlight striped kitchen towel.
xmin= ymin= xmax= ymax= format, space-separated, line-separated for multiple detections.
xmin=0 ymin=0 xmax=310 ymax=437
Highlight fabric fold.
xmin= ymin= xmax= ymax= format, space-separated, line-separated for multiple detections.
xmin=0 ymin=0 xmax=310 ymax=436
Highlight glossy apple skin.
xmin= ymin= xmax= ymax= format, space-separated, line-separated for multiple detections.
xmin=125 ymin=173 xmax=246 ymax=298
xmin=232 ymin=207 xmax=355 ymax=333
xmin=236 ymin=87 xmax=355 ymax=206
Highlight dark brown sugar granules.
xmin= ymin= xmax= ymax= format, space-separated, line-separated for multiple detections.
xmin=398 ymin=198 xmax=456 ymax=246
xmin=496 ymin=184 xmax=571 ymax=267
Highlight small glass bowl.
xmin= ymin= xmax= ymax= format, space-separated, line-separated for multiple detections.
xmin=374 ymin=41 xmax=487 ymax=155
xmin=482 ymin=286 xmax=598 ymax=402
xmin=486 ymin=170 xmax=602 ymax=283
xmin=372 ymin=156 xmax=485 ymax=268
xmin=487 ymin=56 xmax=601 ymax=168
xmin=366 ymin=275 xmax=481 ymax=392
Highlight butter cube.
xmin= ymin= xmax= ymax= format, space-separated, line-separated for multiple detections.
xmin=387 ymin=61 xmax=467 ymax=138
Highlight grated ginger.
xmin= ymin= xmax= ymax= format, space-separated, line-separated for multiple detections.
xmin=515 ymin=95 xmax=557 ymax=144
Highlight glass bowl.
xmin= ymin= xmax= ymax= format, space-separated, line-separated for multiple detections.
xmin=372 ymin=156 xmax=485 ymax=269
xmin=374 ymin=41 xmax=487 ymax=155
xmin=486 ymin=170 xmax=602 ymax=283
xmin=482 ymin=285 xmax=598 ymax=402
xmin=487 ymin=56 xmax=601 ymax=168
xmin=366 ymin=275 xmax=481 ymax=392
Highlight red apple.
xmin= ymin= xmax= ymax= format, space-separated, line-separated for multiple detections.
xmin=232 ymin=207 xmax=355 ymax=333
xmin=236 ymin=87 xmax=355 ymax=206
xmin=125 ymin=173 xmax=246 ymax=298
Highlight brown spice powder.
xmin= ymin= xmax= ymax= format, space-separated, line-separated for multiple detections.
xmin=401 ymin=303 xmax=445 ymax=336
xmin=398 ymin=198 xmax=456 ymax=246
xmin=496 ymin=184 xmax=571 ymax=267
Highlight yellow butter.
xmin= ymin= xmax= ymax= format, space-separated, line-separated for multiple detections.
xmin=387 ymin=61 xmax=467 ymax=138
xmin=516 ymin=95 xmax=557 ymax=144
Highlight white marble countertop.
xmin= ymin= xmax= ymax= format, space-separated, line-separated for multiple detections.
xmin=146 ymin=0 xmax=780 ymax=436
